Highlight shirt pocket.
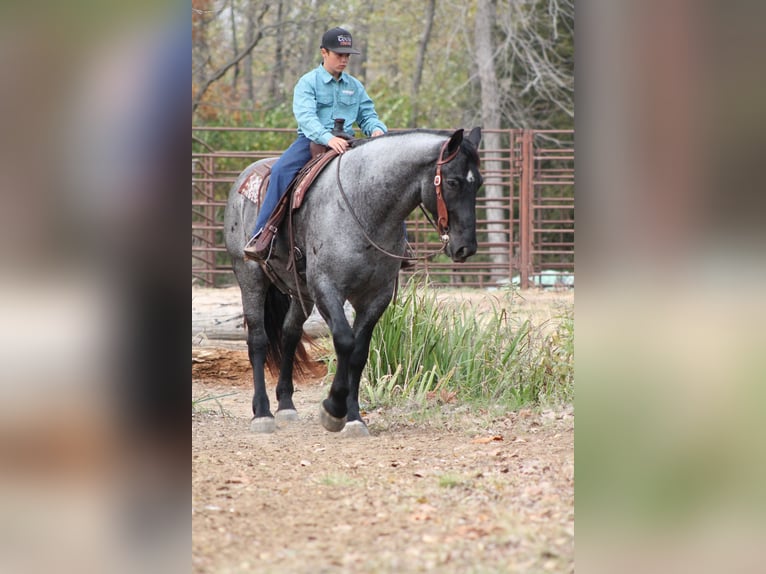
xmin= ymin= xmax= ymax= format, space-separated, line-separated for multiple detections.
xmin=337 ymin=91 xmax=359 ymax=121
xmin=316 ymin=93 xmax=334 ymax=110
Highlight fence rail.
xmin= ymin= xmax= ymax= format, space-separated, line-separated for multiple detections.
xmin=192 ymin=128 xmax=573 ymax=289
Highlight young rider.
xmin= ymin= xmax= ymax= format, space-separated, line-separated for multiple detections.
xmin=244 ymin=27 xmax=387 ymax=261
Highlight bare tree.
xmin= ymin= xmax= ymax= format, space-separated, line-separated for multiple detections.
xmin=229 ymin=0 xmax=240 ymax=90
xmin=269 ymin=0 xmax=285 ymax=101
xmin=496 ymin=0 xmax=574 ymax=130
xmin=192 ymin=0 xmax=573 ymax=131
xmin=243 ymin=1 xmax=257 ymax=102
xmin=192 ymin=3 xmax=270 ymax=114
xmin=348 ymin=4 xmax=372 ymax=83
xmin=475 ymin=0 xmax=509 ymax=278
xmin=410 ymin=0 xmax=436 ymax=127
xmin=192 ymin=0 xmax=223 ymax=92
xmin=298 ymin=1 xmax=321 ymax=74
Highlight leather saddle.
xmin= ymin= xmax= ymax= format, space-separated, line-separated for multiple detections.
xmin=237 ymin=143 xmax=333 ymax=209
xmin=238 ymin=143 xmax=341 ymax=261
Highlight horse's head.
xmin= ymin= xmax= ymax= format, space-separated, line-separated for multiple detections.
xmin=431 ymin=127 xmax=483 ymax=263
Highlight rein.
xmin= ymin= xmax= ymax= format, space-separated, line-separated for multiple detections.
xmin=334 ymin=138 xmax=459 ymax=263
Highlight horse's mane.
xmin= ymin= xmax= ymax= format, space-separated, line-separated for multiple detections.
xmin=352 ymin=128 xmax=480 ymax=164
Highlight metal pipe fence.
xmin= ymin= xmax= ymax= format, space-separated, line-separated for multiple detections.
xmin=192 ymin=127 xmax=573 ymax=289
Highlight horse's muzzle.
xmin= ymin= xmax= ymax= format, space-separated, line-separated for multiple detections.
xmin=447 ymin=242 xmax=477 ymax=263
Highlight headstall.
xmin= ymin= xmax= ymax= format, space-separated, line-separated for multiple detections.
xmin=433 ymin=139 xmax=460 ymax=241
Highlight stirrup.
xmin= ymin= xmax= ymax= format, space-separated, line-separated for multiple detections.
xmin=243 ymin=231 xmax=273 ymax=262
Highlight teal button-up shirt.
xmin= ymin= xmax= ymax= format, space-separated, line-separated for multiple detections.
xmin=293 ymin=65 xmax=387 ymax=146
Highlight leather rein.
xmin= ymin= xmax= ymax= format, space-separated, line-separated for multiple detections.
xmin=335 ymin=138 xmax=460 ymax=263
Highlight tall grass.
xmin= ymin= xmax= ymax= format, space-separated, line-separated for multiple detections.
xmin=357 ymin=279 xmax=573 ymax=409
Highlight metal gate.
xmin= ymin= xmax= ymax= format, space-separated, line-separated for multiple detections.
xmin=192 ymin=128 xmax=573 ymax=289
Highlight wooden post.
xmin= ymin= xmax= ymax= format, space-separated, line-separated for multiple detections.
xmin=519 ymin=130 xmax=533 ymax=289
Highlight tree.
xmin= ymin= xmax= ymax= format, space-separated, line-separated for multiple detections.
xmin=409 ymin=0 xmax=436 ymax=128
xmin=475 ymin=0 xmax=509 ymax=277
xmin=268 ymin=0 xmax=285 ymax=101
xmin=192 ymin=1 xmax=271 ymax=115
xmin=495 ymin=0 xmax=574 ymax=131
xmin=192 ymin=1 xmax=573 ymax=131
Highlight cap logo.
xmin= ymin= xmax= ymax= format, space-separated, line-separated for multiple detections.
xmin=337 ymin=34 xmax=352 ymax=47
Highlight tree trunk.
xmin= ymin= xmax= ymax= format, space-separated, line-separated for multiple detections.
xmin=192 ymin=4 xmax=270 ymax=115
xmin=269 ymin=0 xmax=284 ymax=101
xmin=300 ymin=2 xmax=321 ymax=75
xmin=244 ymin=2 xmax=255 ymax=102
xmin=349 ymin=1 xmax=373 ymax=83
xmin=192 ymin=1 xmax=212 ymax=93
xmin=409 ymin=0 xmax=436 ymax=127
xmin=229 ymin=0 xmax=239 ymax=90
xmin=474 ymin=0 xmax=509 ymax=282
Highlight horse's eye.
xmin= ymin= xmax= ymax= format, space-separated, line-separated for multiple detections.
xmin=445 ymin=178 xmax=460 ymax=189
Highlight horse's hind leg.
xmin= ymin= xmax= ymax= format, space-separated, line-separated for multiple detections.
xmin=274 ymin=300 xmax=310 ymax=424
xmin=233 ymin=260 xmax=275 ymax=433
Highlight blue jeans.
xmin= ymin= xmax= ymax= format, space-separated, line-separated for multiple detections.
xmin=252 ymin=135 xmax=313 ymax=237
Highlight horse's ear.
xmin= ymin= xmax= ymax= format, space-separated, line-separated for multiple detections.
xmin=467 ymin=127 xmax=482 ymax=147
xmin=446 ymin=128 xmax=465 ymax=155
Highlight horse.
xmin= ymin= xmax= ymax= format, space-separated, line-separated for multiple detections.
xmin=224 ymin=128 xmax=483 ymax=436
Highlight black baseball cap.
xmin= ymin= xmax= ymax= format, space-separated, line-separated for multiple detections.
xmin=321 ymin=27 xmax=361 ymax=55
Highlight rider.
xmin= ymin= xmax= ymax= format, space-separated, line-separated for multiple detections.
xmin=244 ymin=27 xmax=388 ymax=261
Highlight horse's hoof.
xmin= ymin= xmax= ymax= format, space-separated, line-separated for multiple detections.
xmin=275 ymin=409 xmax=299 ymax=424
xmin=250 ymin=417 xmax=276 ymax=433
xmin=319 ymin=405 xmax=346 ymax=432
xmin=341 ymin=420 xmax=370 ymax=438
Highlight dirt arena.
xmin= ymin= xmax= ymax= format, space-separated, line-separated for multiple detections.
xmin=192 ymin=287 xmax=574 ymax=573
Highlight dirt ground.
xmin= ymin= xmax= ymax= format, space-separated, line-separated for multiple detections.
xmin=192 ymin=288 xmax=574 ymax=573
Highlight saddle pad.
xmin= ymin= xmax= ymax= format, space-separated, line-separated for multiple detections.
xmin=237 ymin=158 xmax=278 ymax=205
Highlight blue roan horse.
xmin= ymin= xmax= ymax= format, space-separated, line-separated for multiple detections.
xmin=224 ymin=128 xmax=483 ymax=436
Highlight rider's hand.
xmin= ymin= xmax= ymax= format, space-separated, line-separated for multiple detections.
xmin=371 ymin=129 xmax=384 ymax=137
xmin=328 ymin=136 xmax=350 ymax=154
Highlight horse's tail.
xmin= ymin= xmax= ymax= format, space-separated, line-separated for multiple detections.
xmin=263 ymin=284 xmax=317 ymax=376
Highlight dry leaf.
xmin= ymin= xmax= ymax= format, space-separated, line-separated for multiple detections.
xmin=471 ymin=435 xmax=504 ymax=444
xmin=426 ymin=389 xmax=458 ymax=404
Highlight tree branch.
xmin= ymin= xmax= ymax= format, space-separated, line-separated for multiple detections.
xmin=192 ymin=4 xmax=270 ymax=114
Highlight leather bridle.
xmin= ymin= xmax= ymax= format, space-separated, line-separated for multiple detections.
xmin=433 ymin=138 xmax=460 ymax=240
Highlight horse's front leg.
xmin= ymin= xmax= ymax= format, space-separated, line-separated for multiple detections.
xmin=315 ymin=298 xmax=353 ymax=432
xmin=319 ymin=324 xmax=354 ymax=432
xmin=341 ymin=326 xmax=375 ymax=437
xmin=342 ymin=297 xmax=392 ymax=437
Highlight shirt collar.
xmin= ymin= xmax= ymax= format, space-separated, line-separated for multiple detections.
xmin=317 ymin=64 xmax=346 ymax=84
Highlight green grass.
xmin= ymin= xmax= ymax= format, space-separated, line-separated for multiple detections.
xmin=337 ymin=278 xmax=574 ymax=411
xmin=438 ymin=473 xmax=469 ymax=488
xmin=317 ymin=474 xmax=359 ymax=487
xmin=191 ymin=392 xmax=236 ymax=416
